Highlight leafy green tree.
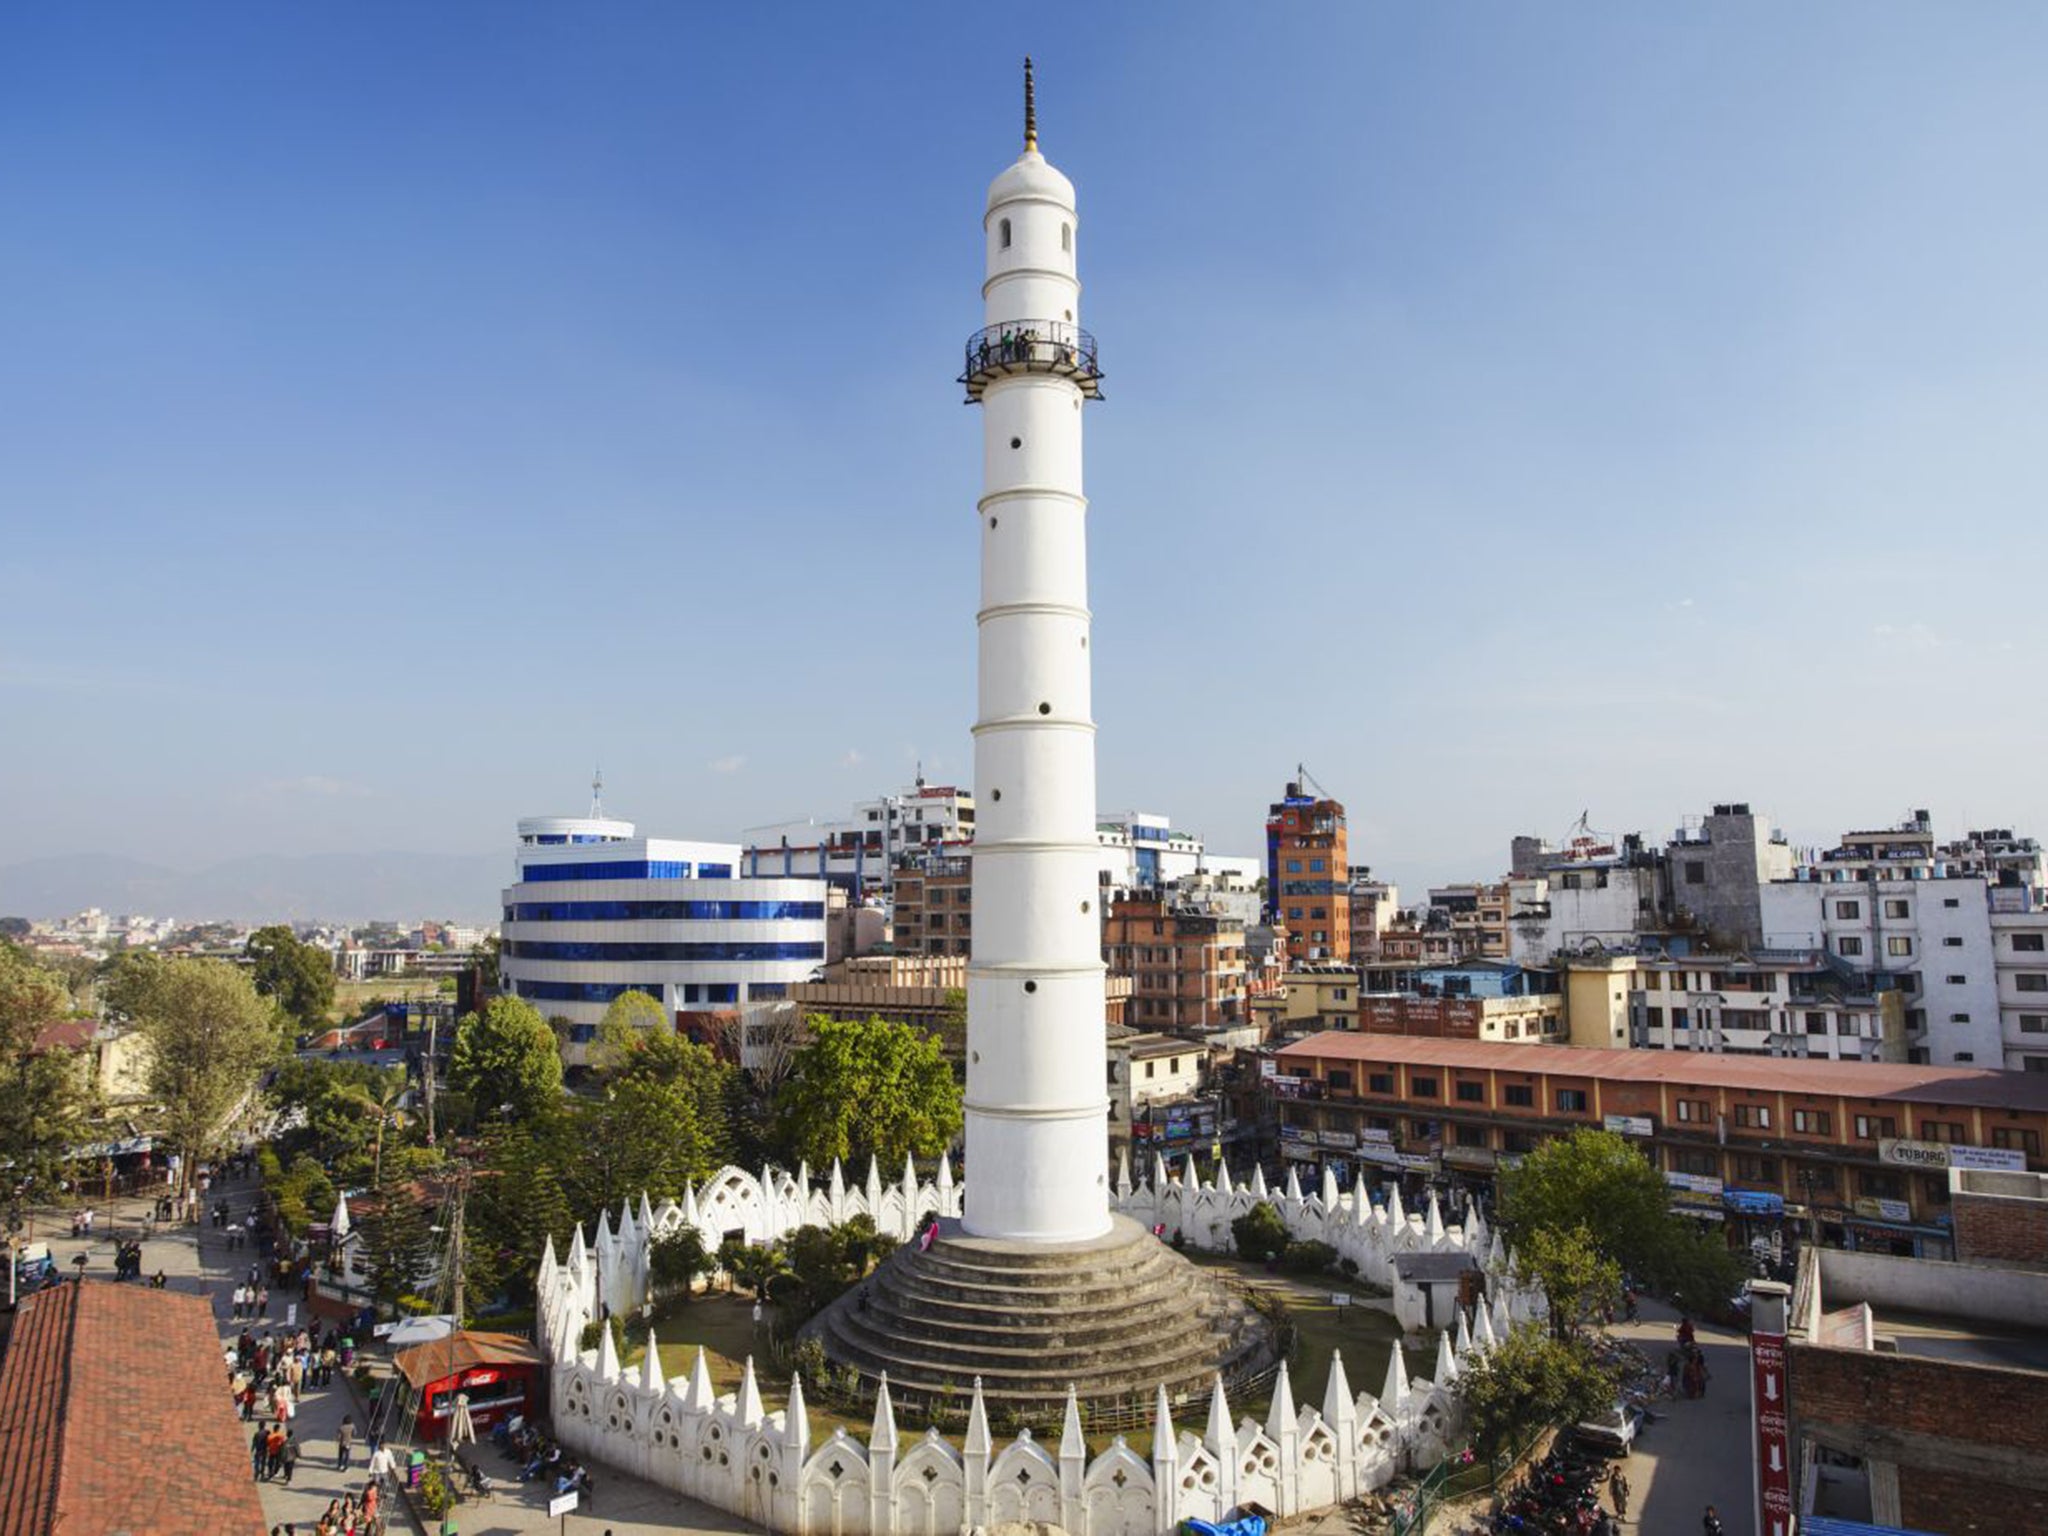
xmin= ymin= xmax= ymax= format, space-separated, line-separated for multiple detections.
xmin=1455 ymin=1322 xmax=1617 ymax=1464
xmin=337 ymin=1067 xmax=412 ymax=1189
xmin=1499 ymin=1127 xmax=1743 ymax=1303
xmin=1232 ymin=1200 xmax=1290 ymax=1262
xmin=720 ymin=1237 xmax=790 ymax=1301
xmin=589 ymin=989 xmax=669 ymax=1077
xmin=0 ymin=943 xmax=97 ymax=1196
xmin=771 ymin=1015 xmax=962 ymax=1168
xmin=560 ymin=1073 xmax=725 ymax=1217
xmin=471 ymin=934 xmax=502 ymax=992
xmin=126 ymin=957 xmax=285 ymax=1187
xmin=245 ymin=925 xmax=337 ymax=1030
xmin=650 ymin=1225 xmax=714 ymax=1300
xmin=448 ymin=996 xmax=562 ymax=1122
xmin=1520 ymin=1224 xmax=1622 ymax=1339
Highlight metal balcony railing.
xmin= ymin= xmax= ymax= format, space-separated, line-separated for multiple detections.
xmin=961 ymin=320 xmax=1101 ymax=402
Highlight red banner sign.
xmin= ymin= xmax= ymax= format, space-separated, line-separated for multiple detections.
xmin=1752 ymin=1330 xmax=1792 ymax=1536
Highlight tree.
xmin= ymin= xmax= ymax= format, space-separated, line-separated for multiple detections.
xmin=448 ymin=996 xmax=562 ymax=1122
xmin=720 ymin=1237 xmax=789 ymax=1302
xmin=1232 ymin=1200 xmax=1290 ymax=1262
xmin=1499 ymin=1127 xmax=1742 ymax=1303
xmin=1456 ymin=1322 xmax=1617 ymax=1465
xmin=126 ymin=957 xmax=285 ymax=1189
xmin=560 ymin=1073 xmax=725 ymax=1217
xmin=589 ymin=989 xmax=673 ymax=1078
xmin=649 ymin=1225 xmax=714 ymax=1300
xmin=0 ymin=943 xmax=97 ymax=1197
xmin=771 ymin=1015 xmax=962 ymax=1168
xmin=245 ymin=925 xmax=337 ymax=1031
xmin=360 ymin=1162 xmax=437 ymax=1310
xmin=1520 ymin=1224 xmax=1622 ymax=1339
xmin=466 ymin=1120 xmax=575 ymax=1309
xmin=337 ymin=1067 xmax=412 ymax=1189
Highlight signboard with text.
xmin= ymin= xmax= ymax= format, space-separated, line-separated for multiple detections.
xmin=1751 ymin=1328 xmax=1792 ymax=1536
xmin=1603 ymin=1113 xmax=1655 ymax=1137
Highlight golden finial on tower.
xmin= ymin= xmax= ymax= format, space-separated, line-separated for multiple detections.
xmin=1024 ymin=56 xmax=1037 ymax=152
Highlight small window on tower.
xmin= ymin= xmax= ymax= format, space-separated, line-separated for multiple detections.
xmin=1000 ymin=218 xmax=1012 ymax=249
xmin=1061 ymin=223 xmax=1071 ymax=252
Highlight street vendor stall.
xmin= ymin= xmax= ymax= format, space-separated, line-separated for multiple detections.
xmin=393 ymin=1328 xmax=545 ymax=1443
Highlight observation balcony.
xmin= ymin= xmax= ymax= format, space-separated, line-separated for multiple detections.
xmin=961 ymin=320 xmax=1101 ymax=403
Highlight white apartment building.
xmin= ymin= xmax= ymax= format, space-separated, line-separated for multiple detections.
xmin=1507 ymin=866 xmax=1660 ymax=966
xmin=1628 ymin=955 xmax=1905 ymax=1062
xmin=1991 ymin=903 xmax=2048 ymax=1073
xmin=743 ymin=781 xmax=976 ymax=899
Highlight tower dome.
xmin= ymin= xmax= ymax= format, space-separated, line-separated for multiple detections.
xmin=986 ymin=149 xmax=1075 ymax=215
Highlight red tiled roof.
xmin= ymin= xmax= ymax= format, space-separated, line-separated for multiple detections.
xmin=1275 ymin=1033 xmax=2048 ymax=1111
xmin=29 ymin=1020 xmax=92 ymax=1054
xmin=395 ymin=1329 xmax=545 ymax=1389
xmin=0 ymin=1281 xmax=268 ymax=1536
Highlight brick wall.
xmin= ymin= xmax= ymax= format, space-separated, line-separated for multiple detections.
xmin=1792 ymin=1341 xmax=2048 ymax=1529
xmin=1952 ymin=1189 xmax=2048 ymax=1267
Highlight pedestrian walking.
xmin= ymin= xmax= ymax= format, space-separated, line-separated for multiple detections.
xmin=257 ymin=1283 xmax=269 ymax=1316
xmin=1609 ymin=1466 xmax=1630 ymax=1520
xmin=1702 ymin=1506 xmax=1725 ymax=1536
xmin=337 ymin=1413 xmax=355 ymax=1472
xmin=264 ymin=1422 xmax=287 ymax=1480
xmin=250 ymin=1424 xmax=269 ymax=1481
xmin=279 ymin=1430 xmax=300 ymax=1486
xmin=367 ymin=1441 xmax=396 ymax=1488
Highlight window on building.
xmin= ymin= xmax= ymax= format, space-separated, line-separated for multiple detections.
xmin=1409 ymin=1076 xmax=1440 ymax=1098
xmin=1792 ymin=1109 xmax=1832 ymax=1135
xmin=1883 ymin=899 xmax=1910 ymax=919
xmin=1673 ymin=1008 xmax=1690 ymax=1030
xmin=1921 ymin=1120 xmax=1963 ymax=1142
xmin=1804 ymin=1164 xmax=1838 ymax=1193
xmin=1945 ymin=974 xmax=1967 ymax=985
xmin=1286 ymin=859 xmax=1302 ymax=874
xmin=1060 ymin=222 xmax=1071 ymax=252
xmin=1950 ymin=1013 xmax=1971 ymax=1024
xmin=1556 ymin=1089 xmax=1589 ymax=1113
xmin=1803 ymin=1012 xmax=1827 ymax=1035
xmin=1923 ymin=1174 xmax=1951 ymax=1206
xmin=1854 ymin=1115 xmax=1897 ymax=1140
xmin=1309 ymin=859 xmax=1325 ymax=872
xmin=1886 ymin=937 xmax=1914 ymax=958
xmin=2021 ymin=1015 xmax=2048 ymax=1035
xmin=1504 ymin=1084 xmax=1534 ymax=1108
xmin=1456 ymin=1080 xmax=1485 ymax=1103
xmin=1675 ymin=1098 xmax=1712 ymax=1123
xmin=1860 ymin=1169 xmax=1905 ymax=1200
xmin=1501 ymin=1130 xmax=1537 ymax=1154
xmin=1944 ymin=897 xmax=1960 ymax=908
xmin=1835 ymin=900 xmax=1862 ymax=919
xmin=1685 ymin=862 xmax=1706 ymax=885
xmin=2013 ymin=933 xmax=2048 ymax=953
xmin=1367 ymin=1073 xmax=1394 ymax=1095
xmin=1837 ymin=936 xmax=1865 ymax=957
xmin=1144 ymin=1061 xmax=1155 ymax=1078
xmin=1671 ymin=1149 xmax=1717 ymax=1176
xmin=999 ymin=218 xmax=1012 ymax=248
xmin=1943 ymin=936 xmax=1964 ymax=948
xmin=1736 ymin=1155 xmax=1779 ymax=1183
xmin=1327 ymin=1069 xmax=1353 ymax=1092
xmin=1992 ymin=1127 xmax=2042 ymax=1157
xmin=1733 ymin=1104 xmax=1772 ymax=1129
xmin=2018 ymin=974 xmax=2048 ymax=993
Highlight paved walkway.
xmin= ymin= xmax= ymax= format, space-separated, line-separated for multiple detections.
xmin=29 ymin=1173 xmax=759 ymax=1536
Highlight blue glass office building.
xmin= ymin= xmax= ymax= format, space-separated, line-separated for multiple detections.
xmin=499 ymin=816 xmax=829 ymax=1063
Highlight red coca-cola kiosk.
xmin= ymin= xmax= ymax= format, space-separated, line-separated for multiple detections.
xmin=394 ymin=1330 xmax=546 ymax=1443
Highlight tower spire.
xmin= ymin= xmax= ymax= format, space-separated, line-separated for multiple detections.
xmin=590 ymin=766 xmax=604 ymax=819
xmin=1023 ymin=56 xmax=1037 ymax=152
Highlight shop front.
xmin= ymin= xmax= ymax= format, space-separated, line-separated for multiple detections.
xmin=394 ymin=1330 xmax=546 ymax=1444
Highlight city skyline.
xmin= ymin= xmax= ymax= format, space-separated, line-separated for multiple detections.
xmin=5 ymin=6 xmax=2046 ymax=906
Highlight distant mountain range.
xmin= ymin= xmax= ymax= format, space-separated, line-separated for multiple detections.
xmin=0 ymin=851 xmax=507 ymax=925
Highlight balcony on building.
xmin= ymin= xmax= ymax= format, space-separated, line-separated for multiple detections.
xmin=961 ymin=321 xmax=1101 ymax=402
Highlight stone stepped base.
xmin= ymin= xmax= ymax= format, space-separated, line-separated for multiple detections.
xmin=807 ymin=1214 xmax=1276 ymax=1409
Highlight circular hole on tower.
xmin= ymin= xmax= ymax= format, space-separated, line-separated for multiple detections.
xmin=1023 ymin=980 xmax=1038 ymax=994
xmin=971 ymin=1051 xmax=980 ymax=1064
xmin=1038 ymin=702 xmax=1051 ymax=715
xmin=1080 ymin=636 xmax=1088 ymax=649
xmin=1010 ymin=436 xmax=1022 ymax=450
xmin=990 ymin=789 xmax=1001 ymax=802
xmin=1080 ymin=900 xmax=1091 ymax=914
xmin=988 ymin=516 xmax=998 ymax=529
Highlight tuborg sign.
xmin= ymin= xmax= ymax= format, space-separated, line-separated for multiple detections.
xmin=1879 ymin=1138 xmax=2027 ymax=1173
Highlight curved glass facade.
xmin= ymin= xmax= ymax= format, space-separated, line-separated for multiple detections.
xmin=505 ymin=939 xmax=825 ymax=963
xmin=505 ymin=900 xmax=825 ymax=923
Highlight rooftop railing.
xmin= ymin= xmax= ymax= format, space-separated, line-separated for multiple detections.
xmin=961 ymin=319 xmax=1101 ymax=402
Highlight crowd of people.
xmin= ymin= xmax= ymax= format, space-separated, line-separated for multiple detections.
xmin=500 ymin=1416 xmax=596 ymax=1502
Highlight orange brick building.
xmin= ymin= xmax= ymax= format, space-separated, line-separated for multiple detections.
xmin=1270 ymin=1033 xmax=2048 ymax=1254
xmin=1103 ymin=894 xmax=1248 ymax=1031
xmin=1266 ymin=779 xmax=1349 ymax=966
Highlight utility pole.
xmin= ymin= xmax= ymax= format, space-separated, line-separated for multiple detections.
xmin=424 ymin=1011 xmax=439 ymax=1147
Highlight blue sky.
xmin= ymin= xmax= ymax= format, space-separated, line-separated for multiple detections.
xmin=3 ymin=5 xmax=2045 ymax=900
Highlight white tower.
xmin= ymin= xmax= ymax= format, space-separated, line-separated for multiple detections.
xmin=961 ymin=61 xmax=1109 ymax=1243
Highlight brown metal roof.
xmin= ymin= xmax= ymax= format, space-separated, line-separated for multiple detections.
xmin=0 ymin=1281 xmax=268 ymax=1536
xmin=395 ymin=1328 xmax=546 ymax=1389
xmin=1275 ymin=1033 xmax=2048 ymax=1111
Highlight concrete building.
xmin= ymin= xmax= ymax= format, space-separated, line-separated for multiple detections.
xmin=1107 ymin=1028 xmax=1213 ymax=1158
xmin=744 ymin=779 xmax=976 ymax=900
xmin=1346 ymin=871 xmax=1399 ymax=961
xmin=1265 ymin=777 xmax=1349 ymax=965
xmin=1991 ymin=903 xmax=2048 ymax=1073
xmin=1788 ymin=1235 xmax=2048 ymax=1530
xmin=1627 ymin=953 xmax=1908 ymax=1063
xmin=1270 ymin=1033 xmax=2048 ymax=1250
xmin=1102 ymin=892 xmax=1248 ymax=1032
xmin=498 ymin=813 xmax=828 ymax=1065
xmin=1663 ymin=801 xmax=1794 ymax=948
xmin=1424 ymin=882 xmax=1510 ymax=961
xmin=889 ymin=854 xmax=973 ymax=958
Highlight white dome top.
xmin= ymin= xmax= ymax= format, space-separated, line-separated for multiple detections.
xmin=986 ymin=149 xmax=1075 ymax=215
